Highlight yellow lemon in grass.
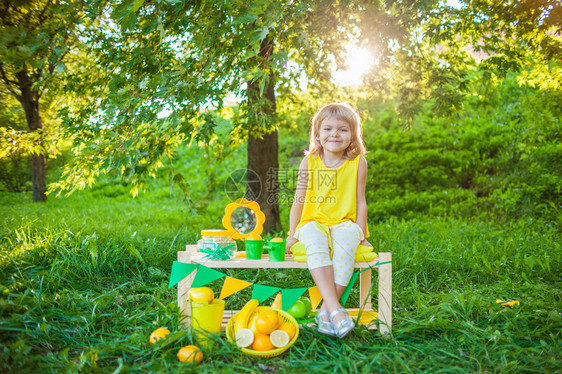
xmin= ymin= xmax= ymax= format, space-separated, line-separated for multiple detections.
xmin=188 ymin=287 xmax=214 ymax=304
xmin=177 ymin=345 xmax=203 ymax=364
xmin=235 ymin=328 xmax=255 ymax=348
xmin=270 ymin=237 xmax=283 ymax=242
xmin=270 ymin=330 xmax=290 ymax=348
xmin=279 ymin=321 xmax=297 ymax=340
xmin=149 ymin=327 xmax=171 ymax=344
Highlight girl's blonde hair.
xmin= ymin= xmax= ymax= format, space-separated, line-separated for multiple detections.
xmin=307 ymin=102 xmax=367 ymax=159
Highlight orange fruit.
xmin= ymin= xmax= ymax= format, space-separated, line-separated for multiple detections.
xmin=252 ymin=333 xmax=275 ymax=351
xmin=177 ymin=345 xmax=203 ymax=364
xmin=279 ymin=321 xmax=297 ymax=340
xmin=149 ymin=327 xmax=171 ymax=344
xmin=255 ymin=310 xmax=279 ymax=335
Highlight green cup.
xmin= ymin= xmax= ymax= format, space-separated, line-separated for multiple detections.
xmin=245 ymin=240 xmax=263 ymax=259
xmin=265 ymin=239 xmax=286 ymax=262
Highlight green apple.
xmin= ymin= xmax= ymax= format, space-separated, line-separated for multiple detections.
xmin=300 ymin=297 xmax=312 ymax=316
xmin=287 ymin=300 xmax=307 ymax=319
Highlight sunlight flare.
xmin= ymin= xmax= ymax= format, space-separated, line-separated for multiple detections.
xmin=332 ymin=44 xmax=376 ymax=87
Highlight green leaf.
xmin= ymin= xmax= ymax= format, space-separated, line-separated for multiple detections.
xmin=131 ymin=0 xmax=144 ymax=12
xmin=127 ymin=245 xmax=145 ymax=264
xmin=55 ymin=62 xmax=67 ymax=74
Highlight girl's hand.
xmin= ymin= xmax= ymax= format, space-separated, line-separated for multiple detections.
xmin=359 ymin=239 xmax=373 ymax=248
xmin=286 ymin=237 xmax=298 ymax=254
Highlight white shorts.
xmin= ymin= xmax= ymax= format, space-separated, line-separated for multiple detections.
xmin=294 ymin=221 xmax=364 ymax=286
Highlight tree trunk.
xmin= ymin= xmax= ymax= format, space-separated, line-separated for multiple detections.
xmin=246 ymin=35 xmax=282 ymax=233
xmin=247 ymin=130 xmax=282 ymax=233
xmin=16 ymin=68 xmax=47 ymax=202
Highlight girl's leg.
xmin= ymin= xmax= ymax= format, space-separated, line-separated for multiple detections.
xmin=295 ymin=222 xmax=334 ymax=322
xmin=329 ymin=221 xmax=363 ymax=325
xmin=311 ymin=221 xmax=361 ymax=325
xmin=311 ymin=266 xmax=344 ymax=321
xmin=318 ymin=284 xmax=347 ymax=316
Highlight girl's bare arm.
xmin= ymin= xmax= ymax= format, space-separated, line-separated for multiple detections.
xmin=356 ymin=156 xmax=372 ymax=247
xmin=287 ymin=156 xmax=309 ymax=252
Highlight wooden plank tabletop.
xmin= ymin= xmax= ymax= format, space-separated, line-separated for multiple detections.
xmin=184 ymin=251 xmax=381 ymax=270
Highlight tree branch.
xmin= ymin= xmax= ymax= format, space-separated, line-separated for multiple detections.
xmin=0 ymin=63 xmax=21 ymax=99
xmin=37 ymin=0 xmax=55 ymax=25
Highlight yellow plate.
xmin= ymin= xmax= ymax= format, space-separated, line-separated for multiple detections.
xmin=226 ymin=306 xmax=300 ymax=358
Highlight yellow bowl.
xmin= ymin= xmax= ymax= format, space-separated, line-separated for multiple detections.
xmin=226 ymin=306 xmax=300 ymax=358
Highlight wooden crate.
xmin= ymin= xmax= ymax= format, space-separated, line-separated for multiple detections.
xmin=177 ymin=245 xmax=392 ymax=336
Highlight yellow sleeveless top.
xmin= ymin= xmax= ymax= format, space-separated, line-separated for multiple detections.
xmin=296 ymin=154 xmax=360 ymax=230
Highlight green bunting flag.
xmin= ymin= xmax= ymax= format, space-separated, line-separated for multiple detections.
xmin=340 ymin=271 xmax=359 ymax=306
xmin=191 ymin=265 xmax=226 ymax=288
xmin=251 ymin=285 xmax=282 ymax=303
xmin=167 ymin=259 xmax=391 ymax=305
xmin=168 ymin=261 xmax=198 ymax=289
xmin=281 ymin=287 xmax=308 ymax=311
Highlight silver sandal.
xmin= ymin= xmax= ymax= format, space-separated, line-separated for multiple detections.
xmin=315 ymin=310 xmax=336 ymax=337
xmin=331 ymin=308 xmax=355 ymax=338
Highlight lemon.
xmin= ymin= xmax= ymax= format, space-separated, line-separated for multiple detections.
xmin=290 ymin=242 xmax=306 ymax=255
xmin=177 ymin=345 xmax=203 ymax=364
xmin=149 ymin=327 xmax=171 ymax=344
xmin=357 ymin=244 xmax=374 ymax=254
xmin=235 ymin=328 xmax=254 ymax=348
xmin=270 ymin=237 xmax=283 ymax=242
xmin=247 ymin=233 xmax=262 ymax=241
xmin=188 ymin=287 xmax=214 ymax=304
xmin=270 ymin=329 xmax=290 ymax=348
xmin=356 ymin=252 xmax=378 ymax=262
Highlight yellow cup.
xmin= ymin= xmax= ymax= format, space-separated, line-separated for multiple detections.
xmin=191 ymin=299 xmax=225 ymax=349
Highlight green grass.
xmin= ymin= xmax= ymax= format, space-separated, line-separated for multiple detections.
xmin=1 ymin=190 xmax=560 ymax=373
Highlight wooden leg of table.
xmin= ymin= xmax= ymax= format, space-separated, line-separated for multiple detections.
xmin=177 ymin=251 xmax=196 ymax=329
xmin=359 ymin=268 xmax=372 ymax=311
xmin=377 ymin=252 xmax=392 ymax=336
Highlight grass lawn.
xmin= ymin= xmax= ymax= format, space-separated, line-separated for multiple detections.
xmin=0 ymin=191 xmax=561 ymax=373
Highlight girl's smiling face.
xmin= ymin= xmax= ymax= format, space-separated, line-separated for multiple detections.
xmin=319 ymin=116 xmax=352 ymax=155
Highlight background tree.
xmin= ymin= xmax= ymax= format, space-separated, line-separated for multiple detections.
xmin=53 ymin=0 xmax=560 ymax=231
xmin=0 ymin=0 xmax=89 ymax=201
xmin=358 ymin=0 xmax=561 ymax=118
xmin=0 ymin=93 xmax=28 ymax=192
xmin=56 ymin=0 xmax=364 ymax=233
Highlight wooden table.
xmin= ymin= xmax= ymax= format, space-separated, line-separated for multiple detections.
xmin=177 ymin=245 xmax=392 ymax=335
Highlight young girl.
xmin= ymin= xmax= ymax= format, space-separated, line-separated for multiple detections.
xmin=286 ymin=102 xmax=372 ymax=338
